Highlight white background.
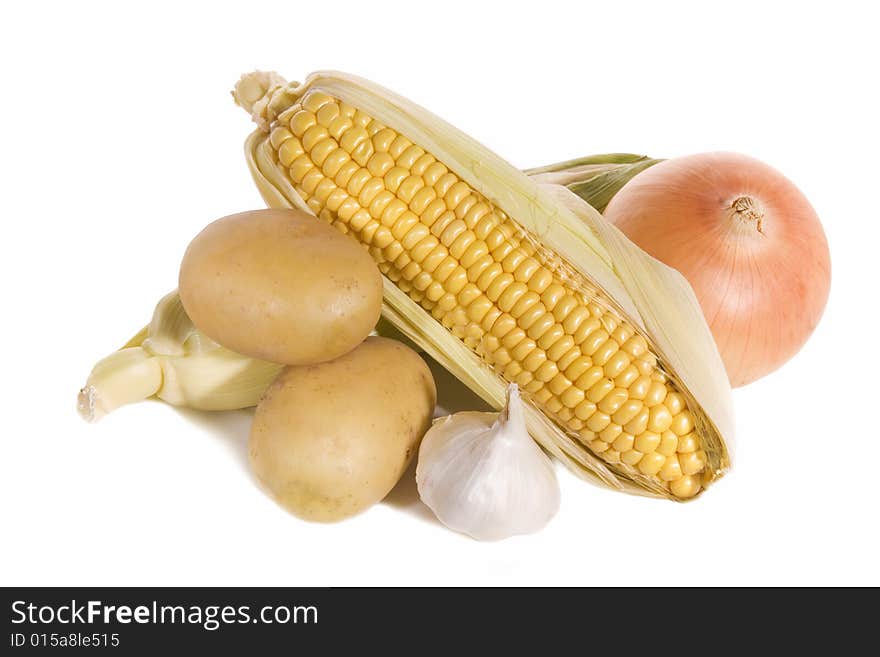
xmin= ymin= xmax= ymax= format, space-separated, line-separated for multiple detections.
xmin=2 ymin=1 xmax=878 ymax=586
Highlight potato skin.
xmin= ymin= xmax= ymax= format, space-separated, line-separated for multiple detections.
xmin=249 ymin=337 xmax=436 ymax=522
xmin=179 ymin=208 xmax=383 ymax=365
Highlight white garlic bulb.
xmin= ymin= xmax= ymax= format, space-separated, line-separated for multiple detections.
xmin=416 ymin=384 xmax=560 ymax=541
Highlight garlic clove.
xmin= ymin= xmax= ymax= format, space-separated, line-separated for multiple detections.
xmin=416 ymin=384 xmax=560 ymax=541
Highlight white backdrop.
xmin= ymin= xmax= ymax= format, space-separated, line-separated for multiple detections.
xmin=2 ymin=0 xmax=877 ymax=586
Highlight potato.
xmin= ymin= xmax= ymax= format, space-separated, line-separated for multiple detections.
xmin=179 ymin=208 xmax=383 ymax=365
xmin=249 ymin=337 xmax=436 ymax=522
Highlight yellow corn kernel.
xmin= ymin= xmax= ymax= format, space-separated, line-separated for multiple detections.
xmin=585 ymin=411 xmax=611 ymax=433
xmin=597 ymin=387 xmax=628 ymax=415
xmin=603 ymin=449 xmax=621 ymax=464
xmin=665 ymin=392 xmax=686 ymax=416
xmin=612 ymin=432 xmax=634 ymax=453
xmin=677 ymin=433 xmax=698 ymax=453
xmin=590 ymin=438 xmax=610 ymax=454
xmin=621 ymin=450 xmax=644 ymax=466
xmin=586 ymin=378 xmax=614 ymax=404
xmin=671 ymin=410 xmax=695 ymax=436
xmin=659 ymin=456 xmax=683 ymax=482
xmin=670 ymin=475 xmax=700 ymax=499
xmin=648 ymin=405 xmax=673 ymax=433
xmin=679 ymin=450 xmax=707 ymax=475
xmin=559 ymin=385 xmax=585 ymax=409
xmin=634 ymin=431 xmax=661 ymax=454
xmin=657 ymin=431 xmax=678 ymax=456
xmin=599 ymin=423 xmax=622 ymax=443
xmin=624 ymin=406 xmax=650 ymax=436
xmin=644 ymin=380 xmax=668 ymax=407
xmin=638 ymin=452 xmax=666 ymax=476
xmin=612 ymin=399 xmax=642 ymax=426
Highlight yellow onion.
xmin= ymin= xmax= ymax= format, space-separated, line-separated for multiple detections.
xmin=602 ymin=152 xmax=830 ymax=387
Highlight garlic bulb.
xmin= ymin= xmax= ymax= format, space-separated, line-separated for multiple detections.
xmin=416 ymin=384 xmax=560 ymax=541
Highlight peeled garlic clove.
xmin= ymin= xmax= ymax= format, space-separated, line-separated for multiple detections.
xmin=416 ymin=384 xmax=560 ymax=541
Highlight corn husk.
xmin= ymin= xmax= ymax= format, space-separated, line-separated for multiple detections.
xmin=236 ymin=70 xmax=734 ymax=498
xmin=524 ymin=154 xmax=662 ymax=212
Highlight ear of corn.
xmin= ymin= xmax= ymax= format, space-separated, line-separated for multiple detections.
xmin=234 ymin=70 xmax=734 ymax=500
xmin=79 ymin=291 xmax=414 ymax=421
xmin=78 ymin=291 xmax=284 ymax=422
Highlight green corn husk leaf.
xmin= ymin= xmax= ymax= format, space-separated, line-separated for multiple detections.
xmin=235 ymin=70 xmax=733 ymax=499
xmin=524 ymin=154 xmax=663 ymax=212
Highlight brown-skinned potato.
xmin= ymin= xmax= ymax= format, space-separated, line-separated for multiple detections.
xmin=249 ymin=337 xmax=436 ymax=522
xmin=179 ymin=208 xmax=383 ymax=365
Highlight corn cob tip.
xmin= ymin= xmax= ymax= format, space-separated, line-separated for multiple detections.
xmin=232 ymin=71 xmax=293 ymax=131
xmin=77 ymin=385 xmax=101 ymax=423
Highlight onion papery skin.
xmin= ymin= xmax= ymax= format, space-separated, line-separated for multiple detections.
xmin=603 ymin=152 xmax=830 ymax=387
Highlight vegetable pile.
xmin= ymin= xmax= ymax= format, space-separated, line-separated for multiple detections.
xmin=79 ymin=69 xmax=830 ymax=540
